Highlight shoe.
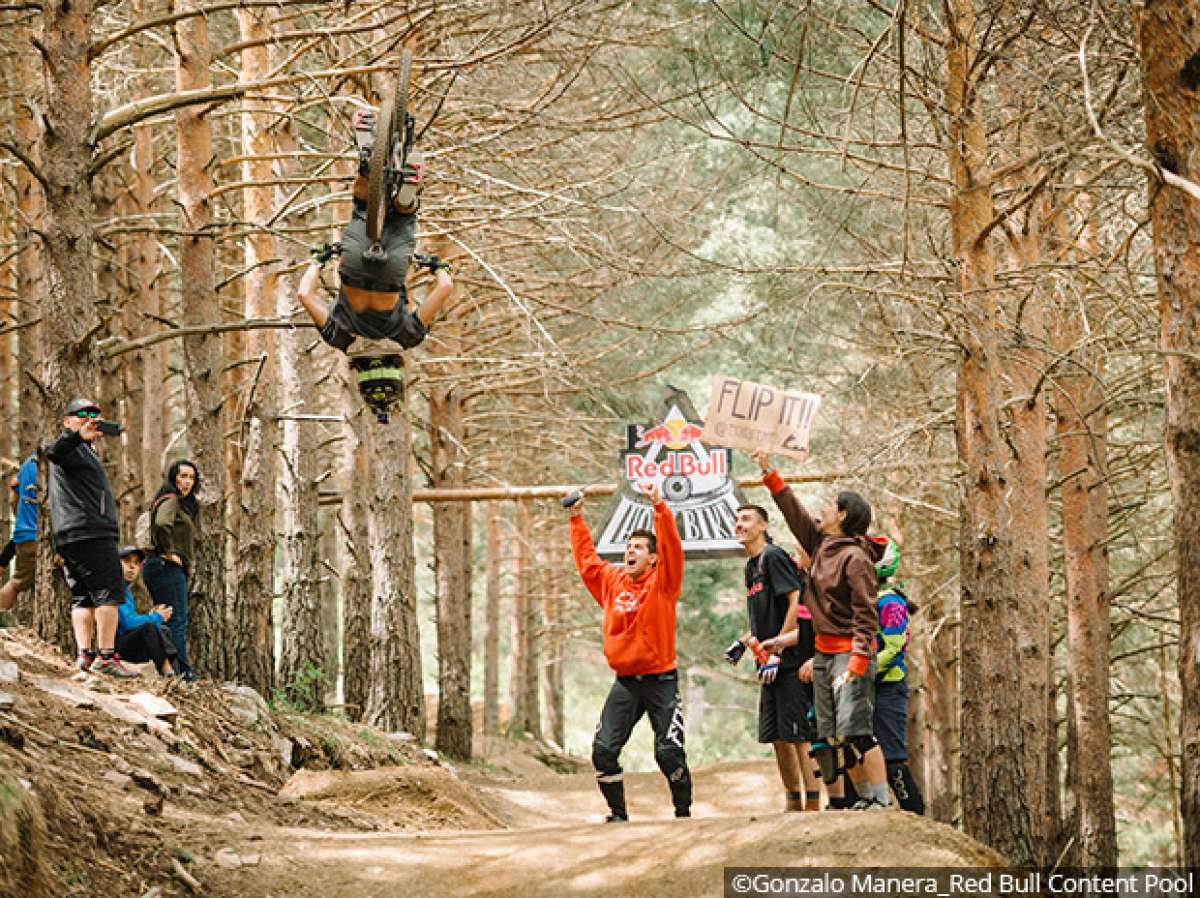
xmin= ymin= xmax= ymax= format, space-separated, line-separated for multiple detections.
xmin=76 ymin=652 xmax=96 ymax=672
xmin=393 ymin=150 xmax=423 ymax=214
xmin=851 ymin=797 xmax=888 ymax=811
xmin=180 ymin=670 xmax=198 ymax=683
xmin=674 ymin=809 xmax=691 ymax=818
xmin=353 ymin=108 xmax=376 ymax=174
xmin=604 ymin=813 xmax=628 ymax=823
xmin=91 ymin=655 xmax=139 ymax=679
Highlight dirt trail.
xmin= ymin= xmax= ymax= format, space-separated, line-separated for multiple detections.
xmin=203 ymin=758 xmax=1004 ymax=898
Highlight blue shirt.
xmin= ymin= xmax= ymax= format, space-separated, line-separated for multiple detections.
xmin=116 ymin=585 xmax=164 ymax=636
xmin=12 ymin=455 xmax=38 ymax=543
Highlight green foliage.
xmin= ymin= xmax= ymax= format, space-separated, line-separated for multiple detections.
xmin=270 ymin=662 xmax=327 ymax=714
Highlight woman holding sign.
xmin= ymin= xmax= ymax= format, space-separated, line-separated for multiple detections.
xmin=751 ymin=449 xmax=891 ymax=810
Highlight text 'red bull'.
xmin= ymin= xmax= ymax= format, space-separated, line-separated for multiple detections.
xmin=625 ymin=450 xmax=727 ymax=480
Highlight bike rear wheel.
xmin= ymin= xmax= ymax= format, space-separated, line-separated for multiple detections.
xmin=364 ymin=49 xmax=413 ymax=243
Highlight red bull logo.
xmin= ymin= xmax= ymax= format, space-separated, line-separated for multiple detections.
xmin=626 ymin=450 xmax=727 ymax=480
xmin=635 ymin=418 xmax=705 ymax=449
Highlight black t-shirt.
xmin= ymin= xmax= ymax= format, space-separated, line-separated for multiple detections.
xmin=745 ymin=544 xmax=806 ymax=671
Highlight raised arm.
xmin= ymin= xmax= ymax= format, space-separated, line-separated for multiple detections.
xmin=296 ymin=262 xmax=330 ymax=329
xmin=45 ymin=428 xmax=86 ymax=466
xmin=751 ymin=450 xmax=820 ymax=555
xmin=566 ymin=494 xmax=617 ymax=606
xmin=642 ymin=481 xmax=682 ymax=600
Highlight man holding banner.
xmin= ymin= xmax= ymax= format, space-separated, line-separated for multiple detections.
xmin=565 ymin=480 xmax=693 ymax=822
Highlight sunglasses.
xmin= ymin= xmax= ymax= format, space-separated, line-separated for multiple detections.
xmin=73 ymin=410 xmax=100 ymax=419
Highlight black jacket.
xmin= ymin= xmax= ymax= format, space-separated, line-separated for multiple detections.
xmin=45 ymin=430 xmax=119 ymax=546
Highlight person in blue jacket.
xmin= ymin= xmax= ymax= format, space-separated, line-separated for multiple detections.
xmin=115 ymin=545 xmax=178 ymax=676
xmin=0 ymin=454 xmax=39 ymax=612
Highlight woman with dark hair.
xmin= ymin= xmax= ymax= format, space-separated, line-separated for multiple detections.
xmin=753 ymin=449 xmax=891 ymax=810
xmin=142 ymin=459 xmax=200 ymax=680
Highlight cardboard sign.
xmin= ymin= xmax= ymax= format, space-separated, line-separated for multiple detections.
xmin=702 ymin=375 xmax=821 ymax=460
xmin=595 ymin=386 xmax=748 ymax=560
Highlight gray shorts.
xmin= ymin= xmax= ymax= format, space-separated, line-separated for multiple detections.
xmin=812 ymin=650 xmax=876 ymax=741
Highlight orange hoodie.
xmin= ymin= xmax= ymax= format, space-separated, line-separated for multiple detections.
xmin=569 ymin=501 xmax=684 ymax=676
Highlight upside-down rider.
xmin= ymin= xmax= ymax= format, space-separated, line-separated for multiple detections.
xmin=297 ymin=109 xmax=453 ymax=419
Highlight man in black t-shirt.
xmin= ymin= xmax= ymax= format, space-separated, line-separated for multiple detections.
xmin=725 ymin=504 xmax=819 ymax=812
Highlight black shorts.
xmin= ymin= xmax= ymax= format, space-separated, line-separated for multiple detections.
xmin=59 ymin=537 xmax=123 ymax=609
xmin=758 ymin=669 xmax=816 ymax=743
xmin=873 ymin=679 xmax=910 ymax=762
xmin=319 ymin=299 xmax=428 ymax=353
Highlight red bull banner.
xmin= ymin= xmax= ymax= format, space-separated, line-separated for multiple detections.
xmin=595 ymin=386 xmax=748 ymax=560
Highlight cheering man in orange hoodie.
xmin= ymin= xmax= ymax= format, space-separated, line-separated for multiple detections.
xmin=567 ymin=480 xmax=691 ymax=822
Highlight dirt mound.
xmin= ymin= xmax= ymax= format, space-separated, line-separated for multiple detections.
xmin=0 ymin=627 xmax=436 ymax=897
xmin=281 ymin=766 xmax=507 ymax=831
xmin=0 ymin=774 xmax=49 ymax=897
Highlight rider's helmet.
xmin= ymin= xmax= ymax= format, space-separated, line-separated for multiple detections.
xmin=867 ymin=535 xmax=901 ymax=582
xmin=352 ymin=355 xmax=405 ymax=423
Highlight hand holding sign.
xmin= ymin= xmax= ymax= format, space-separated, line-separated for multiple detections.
xmin=702 ymin=375 xmax=821 ymax=461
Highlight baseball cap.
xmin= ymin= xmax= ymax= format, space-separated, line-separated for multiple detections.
xmin=118 ymin=545 xmax=146 ymax=562
xmin=64 ymin=398 xmax=101 ymax=416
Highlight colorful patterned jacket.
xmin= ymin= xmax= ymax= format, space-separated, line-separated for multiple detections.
xmin=875 ymin=585 xmax=910 ymax=684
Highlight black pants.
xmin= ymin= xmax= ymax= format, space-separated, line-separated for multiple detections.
xmin=115 ymin=622 xmax=177 ymax=674
xmin=592 ymin=671 xmax=692 ymax=817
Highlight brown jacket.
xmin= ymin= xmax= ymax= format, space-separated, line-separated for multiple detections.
xmin=763 ymin=470 xmax=879 ymax=660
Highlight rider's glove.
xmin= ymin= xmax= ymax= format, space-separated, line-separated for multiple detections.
xmin=723 ymin=640 xmax=747 ymax=666
xmin=756 ymin=653 xmax=781 ymax=685
xmin=413 ymin=252 xmax=451 ymax=274
xmin=312 ymin=242 xmax=342 ymax=264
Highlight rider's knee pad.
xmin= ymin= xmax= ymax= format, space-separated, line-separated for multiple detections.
xmin=843 ymin=734 xmax=877 ymax=770
xmin=811 ymin=744 xmax=839 ymax=784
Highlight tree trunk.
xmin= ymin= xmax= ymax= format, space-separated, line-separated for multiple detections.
xmin=33 ymin=0 xmax=101 ymax=653
xmin=130 ymin=1 xmax=165 ymax=505
xmin=272 ymin=46 xmax=322 ymax=708
xmin=1050 ymin=186 xmax=1116 ymax=866
xmin=1003 ymin=211 xmax=1055 ymax=860
xmin=483 ymin=502 xmax=503 ymax=735
xmin=228 ymin=4 xmax=279 ymax=696
xmin=944 ymin=0 xmax=1032 ymax=862
xmin=541 ymin=532 xmax=565 ymax=748
xmin=364 ymin=369 xmax=424 ymax=736
xmin=11 ymin=21 xmax=43 ymax=464
xmin=430 ymin=314 xmax=474 ymax=757
xmin=341 ymin=399 xmax=372 ymax=721
xmin=1136 ymin=1 xmax=1200 ymax=864
xmin=174 ymin=0 xmax=229 ymax=680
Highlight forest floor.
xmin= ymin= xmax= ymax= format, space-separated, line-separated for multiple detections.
xmin=0 ymin=628 xmax=1003 ymax=898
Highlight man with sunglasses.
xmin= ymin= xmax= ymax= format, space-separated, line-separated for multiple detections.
xmin=46 ymin=398 xmax=137 ymax=677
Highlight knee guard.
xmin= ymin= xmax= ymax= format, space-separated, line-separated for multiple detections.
xmin=843 ymin=734 xmax=877 ymax=770
xmin=811 ymin=743 xmax=839 ymax=785
xmin=592 ymin=744 xmax=621 ymax=776
xmin=887 ymin=761 xmax=925 ymax=815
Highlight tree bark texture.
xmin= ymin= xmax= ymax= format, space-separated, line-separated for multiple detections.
xmin=483 ymin=502 xmax=503 ymax=735
xmin=1053 ymin=285 xmax=1116 ymax=867
xmin=174 ymin=0 xmax=229 ymax=681
xmin=1137 ymin=0 xmax=1200 ymax=867
xmin=340 ymin=397 xmax=372 ymax=721
xmin=541 ymin=532 xmax=565 ymax=748
xmin=1003 ymin=212 xmax=1056 ymax=861
xmin=944 ymin=0 xmax=1033 ymax=862
xmin=364 ymin=368 xmax=424 ymax=736
xmin=231 ymin=4 xmax=279 ymax=697
xmin=273 ymin=76 xmax=322 ymax=708
xmin=32 ymin=0 xmax=100 ymax=652
xmin=429 ymin=296 xmax=474 ymax=757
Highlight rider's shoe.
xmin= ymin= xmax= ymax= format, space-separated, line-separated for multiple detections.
xmin=393 ymin=150 xmax=423 ymax=215
xmin=353 ymin=109 xmax=376 ymax=176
